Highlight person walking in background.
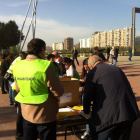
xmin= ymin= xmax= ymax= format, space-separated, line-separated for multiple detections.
xmin=83 ymin=55 xmax=140 ymax=140
xmin=106 ymin=45 xmax=110 ymax=61
xmin=110 ymin=47 xmax=116 ymax=65
xmin=72 ymin=47 xmax=79 ymax=66
xmin=114 ymin=46 xmax=119 ymax=62
xmin=89 ymin=48 xmax=93 ymax=56
xmin=128 ymin=46 xmax=132 ymax=61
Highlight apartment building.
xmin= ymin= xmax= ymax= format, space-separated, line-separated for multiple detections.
xmin=106 ymin=30 xmax=114 ymax=46
xmin=100 ymin=31 xmax=107 ymax=47
xmin=46 ymin=46 xmax=52 ymax=51
xmin=64 ymin=37 xmax=73 ymax=50
xmin=79 ymin=38 xmax=90 ymax=48
xmin=90 ymin=27 xmax=132 ymax=48
xmin=94 ymin=32 xmax=101 ymax=47
xmin=90 ymin=33 xmax=94 ymax=48
xmin=52 ymin=42 xmax=64 ymax=50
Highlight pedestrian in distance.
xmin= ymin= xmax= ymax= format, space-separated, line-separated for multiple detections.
xmin=13 ymin=38 xmax=64 ymax=140
xmin=114 ymin=46 xmax=119 ymax=62
xmin=128 ymin=46 xmax=132 ymax=61
xmin=72 ymin=47 xmax=79 ymax=66
xmin=83 ymin=55 xmax=140 ymax=140
xmin=89 ymin=48 xmax=93 ymax=57
xmin=110 ymin=47 xmax=116 ymax=65
xmin=106 ymin=45 xmax=110 ymax=61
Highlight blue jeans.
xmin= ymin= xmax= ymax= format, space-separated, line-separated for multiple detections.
xmin=23 ymin=119 xmax=56 ymax=140
xmin=82 ymin=96 xmax=90 ymax=133
xmin=129 ymin=52 xmax=132 ymax=60
xmin=9 ymin=81 xmax=15 ymax=104
xmin=1 ymin=75 xmax=9 ymax=92
xmin=111 ymin=57 xmax=116 ymax=65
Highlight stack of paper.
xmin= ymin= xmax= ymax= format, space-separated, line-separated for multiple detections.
xmin=57 ymin=108 xmax=82 ymax=121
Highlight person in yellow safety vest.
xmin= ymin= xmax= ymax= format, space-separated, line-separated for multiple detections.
xmin=13 ymin=38 xmax=64 ymax=140
xmin=6 ymin=52 xmax=27 ymax=140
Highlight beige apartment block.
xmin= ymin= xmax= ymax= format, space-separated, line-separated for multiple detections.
xmin=106 ymin=30 xmax=114 ymax=46
xmin=90 ymin=27 xmax=132 ymax=48
xmin=100 ymin=31 xmax=107 ymax=47
xmin=52 ymin=42 xmax=64 ymax=50
xmin=90 ymin=33 xmax=94 ymax=48
xmin=94 ymin=32 xmax=101 ymax=47
xmin=114 ymin=29 xmax=121 ymax=46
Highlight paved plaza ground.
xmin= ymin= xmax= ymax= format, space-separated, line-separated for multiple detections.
xmin=0 ymin=56 xmax=140 ymax=140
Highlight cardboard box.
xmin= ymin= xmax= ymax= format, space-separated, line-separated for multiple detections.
xmin=59 ymin=78 xmax=79 ymax=108
xmin=59 ymin=77 xmax=71 ymax=81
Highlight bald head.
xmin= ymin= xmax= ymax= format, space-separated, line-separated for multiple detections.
xmin=52 ymin=51 xmax=58 ymax=55
xmin=52 ymin=51 xmax=59 ymax=59
xmin=88 ymin=55 xmax=100 ymax=68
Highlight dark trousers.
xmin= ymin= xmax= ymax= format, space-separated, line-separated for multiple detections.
xmin=1 ymin=75 xmax=9 ymax=92
xmin=107 ymin=54 xmax=110 ymax=61
xmin=91 ymin=120 xmax=133 ymax=140
xmin=116 ymin=54 xmax=118 ymax=62
xmin=73 ymin=56 xmax=79 ymax=65
xmin=129 ymin=52 xmax=132 ymax=60
xmin=23 ymin=119 xmax=56 ymax=140
xmin=16 ymin=103 xmax=23 ymax=137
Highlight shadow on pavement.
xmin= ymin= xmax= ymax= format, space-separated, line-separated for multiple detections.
xmin=126 ymin=74 xmax=140 ymax=77
xmin=0 ymin=106 xmax=16 ymax=123
xmin=135 ymin=96 xmax=140 ymax=102
xmin=0 ymin=130 xmax=15 ymax=138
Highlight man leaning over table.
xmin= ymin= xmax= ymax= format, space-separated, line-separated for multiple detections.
xmin=13 ymin=38 xmax=64 ymax=140
xmin=83 ymin=55 xmax=140 ymax=140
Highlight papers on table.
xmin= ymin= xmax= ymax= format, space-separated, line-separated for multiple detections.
xmin=59 ymin=108 xmax=73 ymax=112
xmin=57 ymin=106 xmax=91 ymax=121
xmin=57 ymin=107 xmax=82 ymax=121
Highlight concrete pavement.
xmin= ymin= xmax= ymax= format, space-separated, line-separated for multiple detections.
xmin=0 ymin=56 xmax=140 ymax=140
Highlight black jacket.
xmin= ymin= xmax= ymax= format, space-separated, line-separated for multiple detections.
xmin=114 ymin=48 xmax=119 ymax=56
xmin=72 ymin=50 xmax=78 ymax=58
xmin=83 ymin=63 xmax=140 ymax=132
xmin=129 ymin=47 xmax=132 ymax=53
xmin=107 ymin=48 xmax=110 ymax=55
xmin=1 ymin=60 xmax=10 ymax=76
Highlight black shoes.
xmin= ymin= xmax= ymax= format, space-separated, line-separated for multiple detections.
xmin=15 ymin=136 xmax=23 ymax=140
xmin=2 ymin=91 xmax=7 ymax=94
xmin=14 ymin=102 xmax=18 ymax=107
xmin=10 ymin=102 xmax=14 ymax=105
